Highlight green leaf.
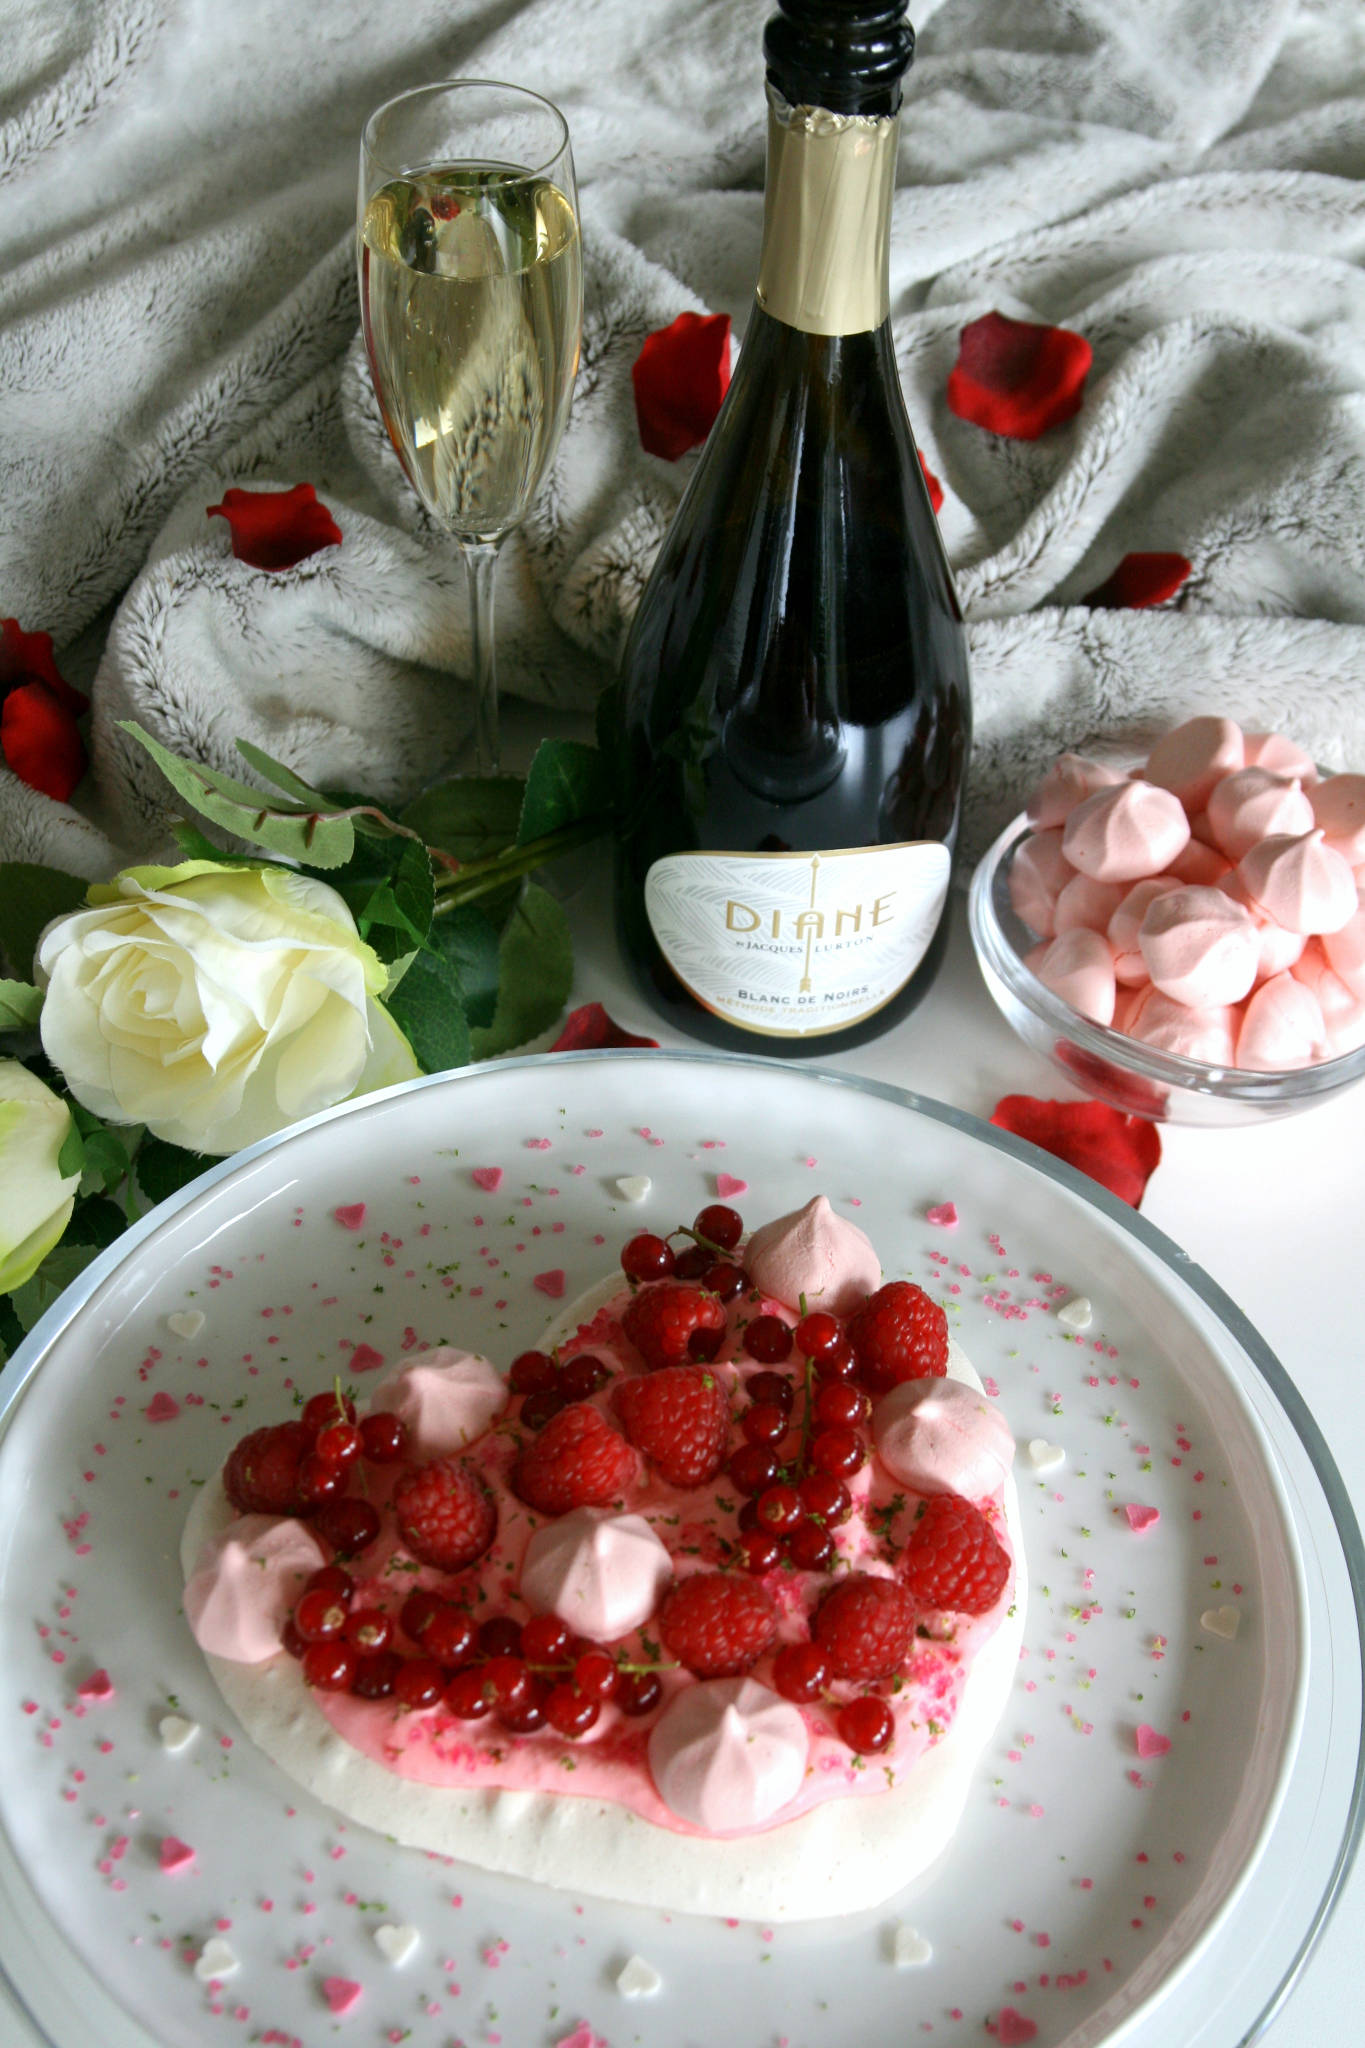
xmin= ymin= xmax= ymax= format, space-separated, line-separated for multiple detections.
xmin=383 ymin=951 xmax=473 ymax=1074
xmin=0 ymin=864 xmax=89 ymax=980
xmin=62 ymin=1195 xmax=129 ymax=1249
xmin=0 ymin=979 xmax=42 ymax=1031
xmin=0 ymin=1292 xmax=23 ymax=1363
xmin=427 ymin=904 xmax=503 ymax=1032
xmin=167 ymin=819 xmax=266 ymax=866
xmin=400 ymin=776 xmax=524 ymax=865
xmin=9 ymin=1243 xmax=103 ymax=1334
xmin=233 ymin=739 xmax=335 ymax=809
xmin=118 ymin=720 xmax=356 ymax=868
xmin=136 ymin=1136 xmax=210 ymax=1208
xmin=66 ymin=1104 xmax=133 ymax=1195
xmin=517 ymin=739 xmax=612 ymax=846
xmin=57 ymin=1119 xmax=85 ymax=1180
xmin=355 ymin=838 xmax=434 ymax=953
xmin=470 ymin=882 xmax=572 ymax=1060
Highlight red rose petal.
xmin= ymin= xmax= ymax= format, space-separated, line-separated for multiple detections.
xmin=989 ymin=1094 xmax=1162 ymax=1208
xmin=549 ymin=1002 xmax=659 ymax=1052
xmin=918 ymin=449 xmax=944 ymax=514
xmin=947 ymin=310 xmax=1092 ymax=440
xmin=206 ymin=483 xmax=343 ymax=571
xmin=0 ymin=618 xmax=88 ymax=715
xmin=631 ymin=311 xmax=732 ymax=460
xmin=1084 ymin=552 xmax=1192 ymax=609
xmin=0 ymin=682 xmax=87 ymax=801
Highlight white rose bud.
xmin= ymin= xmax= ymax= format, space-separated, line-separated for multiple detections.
xmin=0 ymin=1060 xmax=82 ymax=1293
xmin=35 ymin=862 xmax=420 ymax=1155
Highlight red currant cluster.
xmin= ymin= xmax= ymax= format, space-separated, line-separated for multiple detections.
xmin=729 ymin=1310 xmax=868 ymax=1575
xmin=506 ymin=1346 xmax=613 ymax=1430
xmin=621 ymin=1201 xmax=748 ymax=1318
xmin=223 ymin=1385 xmax=410 ymax=1554
xmin=283 ymin=1577 xmax=664 ymax=1739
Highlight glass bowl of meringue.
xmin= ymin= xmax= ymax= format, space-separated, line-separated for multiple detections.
xmin=968 ymin=717 xmax=1365 ymax=1126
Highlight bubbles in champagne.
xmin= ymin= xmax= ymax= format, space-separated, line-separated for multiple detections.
xmin=360 ymin=165 xmax=581 ymax=540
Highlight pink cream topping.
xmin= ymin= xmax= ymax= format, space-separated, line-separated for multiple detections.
xmin=368 ymin=1347 xmax=506 ymax=1458
xmin=1062 ymin=780 xmax=1190 ymax=883
xmin=184 ymin=1515 xmax=326 ymax=1663
xmin=647 ymin=1679 xmax=809 ymax=1832
xmin=873 ymin=1378 xmax=1015 ymax=1499
xmin=519 ymin=1508 xmax=674 ymax=1642
xmin=743 ymin=1195 xmax=881 ymax=1317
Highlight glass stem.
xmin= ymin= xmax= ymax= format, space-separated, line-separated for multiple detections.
xmin=463 ymin=539 xmax=502 ymax=777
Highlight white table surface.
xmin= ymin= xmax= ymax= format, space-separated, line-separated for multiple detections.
xmin=2 ymin=834 xmax=1361 ymax=2046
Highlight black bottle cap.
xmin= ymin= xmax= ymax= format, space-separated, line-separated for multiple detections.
xmin=763 ymin=1 xmax=915 ymax=118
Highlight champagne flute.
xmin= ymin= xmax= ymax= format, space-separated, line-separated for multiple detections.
xmin=358 ymin=81 xmax=582 ymax=776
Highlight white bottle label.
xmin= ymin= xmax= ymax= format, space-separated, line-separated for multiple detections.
xmin=644 ymin=844 xmax=951 ymax=1038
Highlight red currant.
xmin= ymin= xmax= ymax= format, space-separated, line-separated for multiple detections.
xmin=813 ymin=1337 xmax=857 ymax=1381
xmin=836 ymin=1695 xmax=895 ymax=1753
xmin=621 ymin=1233 xmax=677 ymax=1283
xmin=519 ymin=1386 xmax=567 ymax=1431
xmin=482 ymin=1653 xmax=532 ymax=1709
xmin=560 ymin=1353 xmax=610 ymax=1402
xmin=687 ymin=1324 xmax=725 ymax=1363
xmin=746 ymin=1368 xmax=794 ymax=1408
xmin=739 ymin=1526 xmax=783 ymax=1573
xmin=545 ymin=1684 xmax=600 ymax=1737
xmin=298 ymin=1453 xmax=346 ymax=1505
xmin=520 ymin=1613 xmax=573 ymax=1665
xmin=423 ymin=1604 xmax=477 ymax=1665
xmin=728 ymin=1443 xmax=782 ymax=1495
xmin=478 ymin=1616 xmax=525 ymax=1659
xmin=618 ymin=1668 xmax=663 ymax=1716
xmin=742 ymin=1401 xmax=789 ymax=1446
xmin=694 ymin=1203 xmax=743 ymax=1251
xmin=785 ymin=1519 xmax=835 ymax=1571
xmin=294 ymin=1588 xmax=348 ymax=1641
xmin=703 ymin=1260 xmax=745 ymax=1302
xmin=756 ymin=1483 xmax=802 ymax=1533
xmin=352 ymin=1650 xmax=401 ymax=1699
xmin=342 ymin=1608 xmax=394 ymax=1653
xmin=303 ymin=1564 xmax=354 ymax=1603
xmin=400 ymin=1588 xmax=443 ymax=1643
xmin=572 ymin=1650 xmax=620 ymax=1700
xmin=497 ymin=1683 xmax=548 ymax=1734
xmin=281 ymin=1617 xmax=308 ymax=1660
xmin=744 ymin=1316 xmax=794 ymax=1364
xmin=772 ymin=1642 xmax=831 ymax=1703
xmin=301 ymin=1389 xmax=357 ymax=1434
xmin=810 ymin=1427 xmax=866 ymax=1478
xmin=509 ymin=1348 xmax=557 ymax=1395
xmin=798 ymin=1471 xmax=852 ymax=1526
xmin=444 ymin=1666 xmax=493 ymax=1719
xmin=674 ymin=1243 xmax=713 ymax=1281
xmin=794 ymin=1311 xmax=842 ymax=1360
xmin=358 ymin=1410 xmax=407 ymax=1463
xmin=813 ymin=1382 xmax=869 ymax=1428
xmin=315 ymin=1419 xmax=361 ymax=1467
xmin=313 ymin=1497 xmax=381 ymax=1556
xmin=393 ymin=1657 xmax=445 ymax=1711
xmin=301 ymin=1640 xmax=357 ymax=1691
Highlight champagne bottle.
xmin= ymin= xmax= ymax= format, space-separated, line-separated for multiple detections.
xmin=609 ymin=0 xmax=970 ymax=1054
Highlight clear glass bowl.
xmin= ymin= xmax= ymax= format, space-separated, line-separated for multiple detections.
xmin=967 ymin=811 xmax=1365 ymax=1126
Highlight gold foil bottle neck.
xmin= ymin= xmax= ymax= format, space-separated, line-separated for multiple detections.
xmin=755 ymin=85 xmax=896 ymax=337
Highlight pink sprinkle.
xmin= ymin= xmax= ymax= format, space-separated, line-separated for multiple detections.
xmin=926 ymin=1201 xmax=958 ymax=1228
xmin=349 ymin=1342 xmax=385 ymax=1373
xmin=533 ymin=1270 xmax=567 ymax=1298
xmin=77 ymin=1669 xmax=115 ymax=1702
xmin=553 ymin=2027 xmax=608 ymax=2048
xmin=144 ymin=1392 xmax=180 ymax=1423
xmin=715 ymin=1173 xmax=748 ymax=1199
xmin=322 ymin=1977 xmax=362 ymax=2016
xmin=1136 ymin=1723 xmax=1171 ymax=1760
xmin=526 ymin=1137 xmax=552 ymax=1150
xmin=1124 ymin=1503 xmax=1160 ymax=1533
xmin=333 ymin=1204 xmax=366 ymax=1230
xmin=159 ymin=1837 xmax=195 ymax=1874
xmin=995 ymin=2009 xmax=1038 ymax=2045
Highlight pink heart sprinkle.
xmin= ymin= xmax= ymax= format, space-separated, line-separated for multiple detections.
xmin=77 ymin=1669 xmax=114 ymax=1701
xmin=471 ymin=1167 xmax=503 ymax=1192
xmin=1136 ymin=1723 xmax=1171 ymax=1759
xmin=526 ymin=1137 xmax=552 ymax=1150
xmin=333 ymin=1204 xmax=366 ymax=1230
xmin=715 ymin=1173 xmax=748 ymax=1199
xmin=145 ymin=1392 xmax=180 ymax=1422
xmin=349 ymin=1342 xmax=385 ymax=1373
xmin=1124 ymin=1503 xmax=1160 ymax=1533
xmin=926 ymin=1201 xmax=959 ymax=1227
xmin=996 ymin=2010 xmax=1038 ymax=2046
xmin=323 ymin=1977 xmax=363 ymax=2016
xmin=159 ymin=1836 xmax=195 ymax=1873
xmin=533 ymin=1270 xmax=566 ymax=1298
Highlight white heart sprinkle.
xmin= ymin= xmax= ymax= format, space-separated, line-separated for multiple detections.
xmin=615 ymin=1176 xmax=652 ymax=1203
xmin=1057 ymin=1296 xmax=1093 ymax=1331
xmin=167 ymin=1309 xmax=205 ymax=1340
xmin=374 ymin=1923 xmax=420 ymax=1967
xmin=615 ymin=1954 xmax=662 ymax=1998
xmin=1201 ymin=1604 xmax=1241 ymax=1641
xmin=194 ymin=1937 xmax=239 ymax=1982
xmin=1027 ymin=1438 xmax=1066 ymax=1473
xmin=891 ymin=1923 xmax=933 ymax=1968
xmin=159 ymin=1714 xmax=199 ymax=1753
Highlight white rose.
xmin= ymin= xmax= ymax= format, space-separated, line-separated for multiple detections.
xmin=0 ymin=1059 xmax=81 ymax=1293
xmin=35 ymin=861 xmax=420 ymax=1155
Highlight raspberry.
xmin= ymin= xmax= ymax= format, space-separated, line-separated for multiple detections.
xmin=621 ymin=1281 xmax=727 ymax=1370
xmin=223 ymin=1421 xmax=312 ymax=1515
xmin=512 ymin=1401 xmax=639 ymax=1516
xmin=612 ymin=1366 xmax=730 ymax=1487
xmin=899 ymin=1494 xmax=1011 ymax=1616
xmin=813 ymin=1572 xmax=917 ymax=1680
xmin=659 ymin=1571 xmax=777 ymax=1678
xmin=392 ymin=1459 xmax=498 ymax=1572
xmin=846 ymin=1281 xmax=948 ymax=1393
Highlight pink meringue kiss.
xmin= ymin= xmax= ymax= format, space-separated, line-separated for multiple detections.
xmin=1309 ymin=773 xmax=1365 ymax=866
xmin=1217 ymin=870 xmax=1306 ymax=978
xmin=1025 ymin=752 xmax=1122 ymax=829
xmin=1292 ymin=941 xmax=1365 ymax=1055
xmin=368 ymin=1348 xmax=507 ymax=1460
xmin=1138 ymin=886 xmax=1260 ymax=1007
xmin=1108 ymin=878 xmax=1181 ymax=985
xmin=184 ymin=1515 xmax=326 ymax=1663
xmin=1007 ymin=827 xmax=1074 ymax=938
xmin=1123 ymin=986 xmax=1239 ymax=1066
xmin=1164 ymin=837 xmax=1231 ymax=887
xmin=1243 ymin=730 xmax=1318 ymax=782
xmin=1143 ymin=715 xmax=1244 ymax=813
xmin=1030 ymin=929 xmax=1117 ymax=1025
xmin=1062 ymin=780 xmax=1190 ymax=884
xmin=1324 ymin=900 xmax=1365 ymax=996
xmin=1236 ymin=830 xmax=1357 ymax=936
xmin=648 ymin=1678 xmax=808 ymax=1833
xmin=1204 ymin=767 xmax=1315 ymax=862
xmin=1054 ymin=873 xmax=1126 ymax=936
xmin=519 ymin=1508 xmax=673 ymax=1642
xmin=1236 ymin=972 xmax=1330 ymax=1071
xmin=743 ymin=1194 xmax=880 ymax=1317
xmin=873 ymin=1378 xmax=1015 ymax=1499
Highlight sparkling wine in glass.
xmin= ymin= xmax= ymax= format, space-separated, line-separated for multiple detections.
xmin=359 ymin=81 xmax=582 ymax=774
